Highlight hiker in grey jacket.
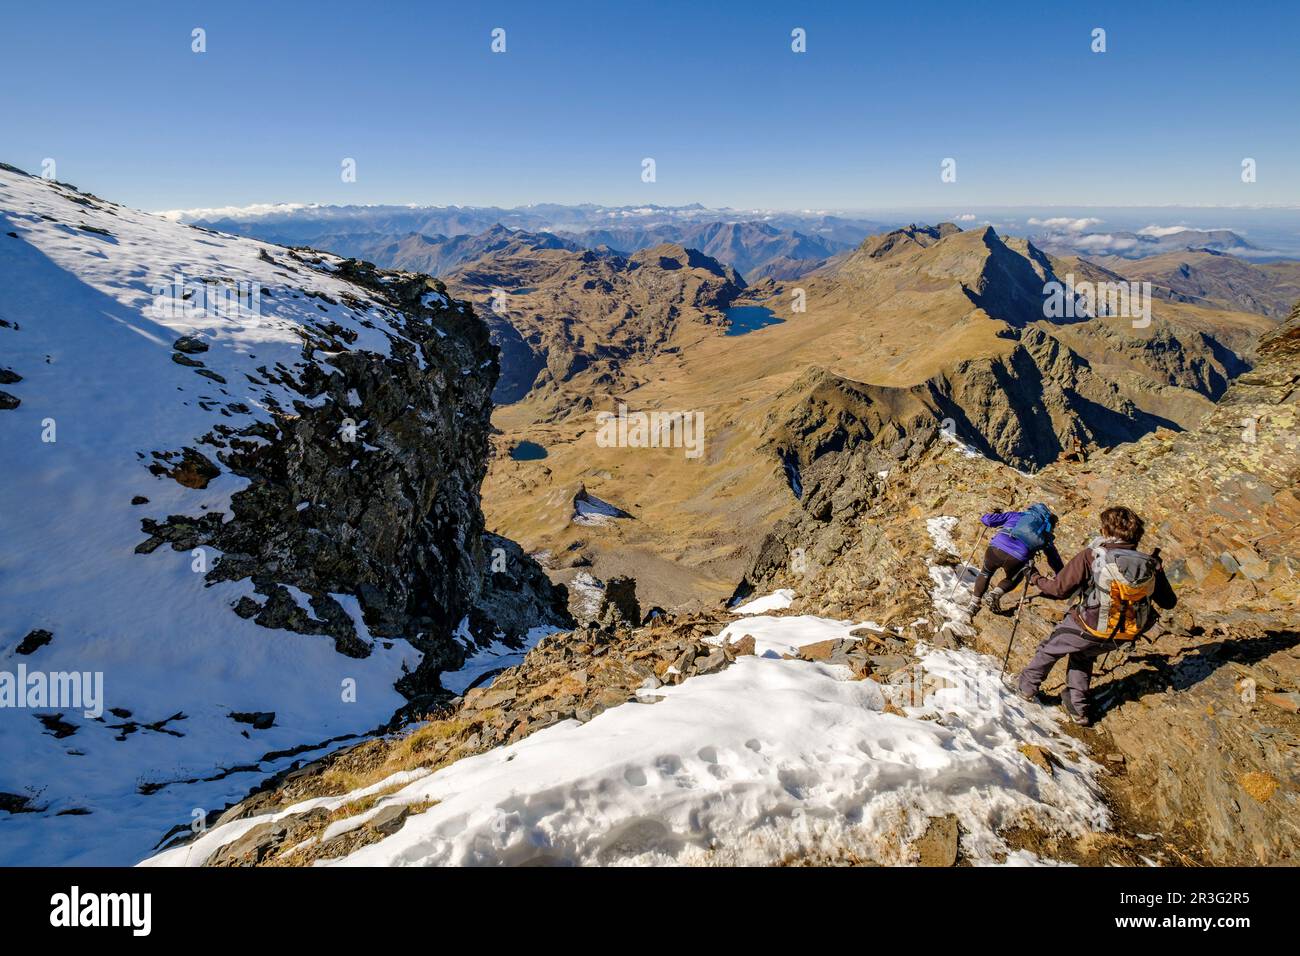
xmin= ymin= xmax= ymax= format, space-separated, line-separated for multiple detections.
xmin=1016 ymin=506 xmax=1176 ymax=727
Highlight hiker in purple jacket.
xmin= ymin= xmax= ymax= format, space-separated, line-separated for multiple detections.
xmin=970 ymin=503 xmax=1064 ymax=614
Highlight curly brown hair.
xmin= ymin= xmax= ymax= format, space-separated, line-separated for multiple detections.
xmin=1100 ymin=506 xmax=1145 ymax=544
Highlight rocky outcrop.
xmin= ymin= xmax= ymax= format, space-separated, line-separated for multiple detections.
xmin=755 ymin=328 xmax=1180 ymax=511
xmin=133 ymin=256 xmax=570 ymax=694
xmin=850 ymin=222 xmax=963 ymax=263
xmin=0 ymin=166 xmax=575 ymax=865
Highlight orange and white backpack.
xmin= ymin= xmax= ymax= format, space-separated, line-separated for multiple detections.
xmin=1075 ymin=539 xmax=1159 ymax=640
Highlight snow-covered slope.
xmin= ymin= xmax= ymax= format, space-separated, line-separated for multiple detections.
xmin=145 ymin=613 xmax=1108 ymax=867
xmin=0 ymin=167 xmax=498 ymax=864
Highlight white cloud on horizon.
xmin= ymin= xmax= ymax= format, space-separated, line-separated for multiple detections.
xmin=1071 ymin=233 xmax=1139 ymax=252
xmin=1137 ymin=223 xmax=1243 ymax=236
xmin=1027 ymin=216 xmax=1104 ymax=232
xmin=154 ymin=201 xmax=317 ymax=222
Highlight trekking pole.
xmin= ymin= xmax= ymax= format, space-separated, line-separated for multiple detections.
xmin=999 ymin=561 xmax=1036 ymax=675
xmin=947 ymin=523 xmax=988 ymax=604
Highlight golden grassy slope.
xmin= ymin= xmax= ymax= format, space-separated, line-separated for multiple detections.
xmin=481 ymin=226 xmax=1275 ymax=610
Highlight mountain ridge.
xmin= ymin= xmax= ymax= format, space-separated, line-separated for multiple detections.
xmin=0 ymin=165 xmax=566 ymax=864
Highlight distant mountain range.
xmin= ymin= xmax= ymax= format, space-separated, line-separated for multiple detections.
xmin=170 ymin=203 xmax=1300 ymax=291
xmin=165 ymin=203 xmax=892 ymax=283
xmin=570 ymin=220 xmax=848 ymax=280
xmin=309 ymin=225 xmax=584 ymax=278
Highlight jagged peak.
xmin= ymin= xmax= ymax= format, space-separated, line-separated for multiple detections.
xmin=852 ymin=221 xmax=965 ymax=261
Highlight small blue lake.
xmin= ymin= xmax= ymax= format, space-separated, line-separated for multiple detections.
xmin=509 ymin=441 xmax=548 ymax=461
xmin=724 ymin=306 xmax=784 ymax=336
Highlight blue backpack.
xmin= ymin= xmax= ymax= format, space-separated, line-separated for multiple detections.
xmin=1008 ymin=503 xmax=1053 ymax=551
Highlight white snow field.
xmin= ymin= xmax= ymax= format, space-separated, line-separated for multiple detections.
xmin=146 ymin=613 xmax=1109 ymax=867
xmin=0 ymin=169 xmax=447 ymax=864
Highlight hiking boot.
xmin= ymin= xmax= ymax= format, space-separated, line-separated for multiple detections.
xmin=1060 ymin=695 xmax=1093 ymax=727
xmin=983 ymin=588 xmax=1004 ymax=614
xmin=1002 ymin=673 xmax=1042 ymax=703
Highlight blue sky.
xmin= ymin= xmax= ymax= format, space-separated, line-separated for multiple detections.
xmin=2 ymin=0 xmax=1298 ymax=211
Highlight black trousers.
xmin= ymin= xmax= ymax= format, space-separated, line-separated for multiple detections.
xmin=971 ymin=545 xmax=1028 ymax=599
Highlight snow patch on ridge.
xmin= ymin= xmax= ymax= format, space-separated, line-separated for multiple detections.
xmin=440 ymin=624 xmax=565 ymax=696
xmin=939 ymin=428 xmax=983 ymax=460
xmin=926 ymin=516 xmax=962 ymax=557
xmin=925 ymin=515 xmax=977 ymax=637
xmin=145 ymin=614 xmax=1109 ymax=868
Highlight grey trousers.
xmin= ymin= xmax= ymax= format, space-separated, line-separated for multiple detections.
xmin=1018 ymin=620 xmax=1112 ymax=719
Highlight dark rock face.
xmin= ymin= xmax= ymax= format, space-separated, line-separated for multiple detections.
xmin=172 ymin=335 xmax=210 ymax=355
xmin=230 ymin=711 xmax=276 ymax=731
xmin=15 ymin=629 xmax=53 ymax=655
xmin=208 ymin=304 xmax=493 ymax=647
xmin=597 ymin=575 xmax=641 ymax=630
xmin=472 ymin=532 xmax=571 ymax=641
xmin=136 ymin=259 xmax=570 ymax=695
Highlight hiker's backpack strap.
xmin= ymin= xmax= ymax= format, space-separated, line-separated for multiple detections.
xmin=1084 ymin=546 xmax=1112 ymax=631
